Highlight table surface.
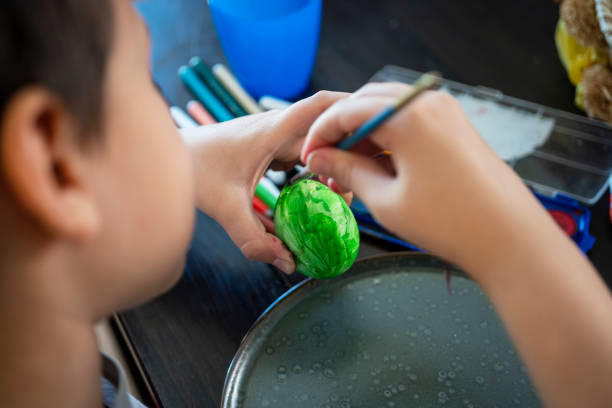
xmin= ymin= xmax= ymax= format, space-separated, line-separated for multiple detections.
xmin=118 ymin=1 xmax=612 ymax=407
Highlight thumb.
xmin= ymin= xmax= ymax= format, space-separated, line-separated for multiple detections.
xmin=307 ymin=147 xmax=392 ymax=205
xmin=221 ymin=202 xmax=295 ymax=274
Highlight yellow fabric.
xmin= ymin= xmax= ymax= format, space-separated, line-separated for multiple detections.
xmin=555 ymin=20 xmax=607 ymax=85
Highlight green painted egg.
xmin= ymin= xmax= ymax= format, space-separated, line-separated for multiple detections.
xmin=274 ymin=179 xmax=360 ymax=279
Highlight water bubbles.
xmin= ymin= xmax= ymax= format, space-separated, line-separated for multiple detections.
xmin=292 ymin=364 xmax=302 ymax=374
xmin=494 ymin=362 xmax=504 ymax=372
xmin=298 ymin=312 xmax=309 ymax=320
xmin=311 ymin=362 xmax=322 ymax=372
xmin=311 ymin=325 xmax=321 ymax=333
xmin=448 ymin=371 xmax=456 ymax=379
xmin=413 ymin=394 xmax=420 ymax=399
xmin=438 ymin=391 xmax=447 ymax=398
xmin=479 ymin=321 xmax=488 ymax=329
xmin=438 ymin=370 xmax=447 ymax=380
xmin=475 ymin=376 xmax=485 ymax=384
xmin=340 ymin=400 xmax=352 ymax=408
xmin=397 ymin=384 xmax=406 ymax=392
xmin=265 ymin=347 xmax=275 ymax=355
xmin=299 ymin=394 xmax=308 ymax=402
xmin=373 ymin=277 xmax=382 ymax=285
xmin=323 ymin=368 xmax=336 ymax=378
xmin=277 ymin=365 xmax=287 ymax=381
xmin=408 ymin=373 xmax=418 ymax=382
xmin=261 ymin=399 xmax=270 ymax=407
xmin=383 ymin=390 xmax=392 ymax=398
xmin=424 ymin=328 xmax=432 ymax=336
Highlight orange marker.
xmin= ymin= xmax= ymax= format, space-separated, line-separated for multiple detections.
xmin=187 ymin=100 xmax=217 ymax=125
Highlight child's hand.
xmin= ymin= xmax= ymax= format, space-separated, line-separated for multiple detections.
xmin=301 ymin=83 xmax=612 ymax=408
xmin=300 ymin=82 xmax=549 ymax=271
xmin=183 ymin=91 xmax=348 ymax=274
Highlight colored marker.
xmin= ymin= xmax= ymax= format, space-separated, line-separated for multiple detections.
xmin=265 ymin=169 xmax=287 ymax=186
xmin=178 ymin=65 xmax=233 ymax=122
xmin=357 ymin=224 xmax=421 ymax=252
xmin=255 ymin=182 xmax=278 ymax=210
xmin=212 ymin=64 xmax=262 ymax=114
xmin=170 ymin=106 xmax=198 ymax=129
xmin=187 ymin=100 xmax=217 ymax=125
xmin=259 ymin=176 xmax=281 ymax=199
xmin=253 ymin=196 xmax=273 ymax=218
xmin=259 ymin=95 xmax=291 ymax=111
xmin=190 ymin=57 xmax=248 ymax=117
xmin=609 ymin=174 xmax=612 ymax=222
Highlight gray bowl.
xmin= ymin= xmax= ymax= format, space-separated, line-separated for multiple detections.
xmin=222 ymin=253 xmax=540 ymax=408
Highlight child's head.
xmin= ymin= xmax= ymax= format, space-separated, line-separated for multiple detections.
xmin=0 ymin=0 xmax=195 ymax=316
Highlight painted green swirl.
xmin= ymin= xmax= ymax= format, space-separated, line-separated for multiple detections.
xmin=274 ymin=179 xmax=360 ymax=279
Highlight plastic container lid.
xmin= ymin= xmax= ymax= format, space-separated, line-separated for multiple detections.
xmin=371 ymin=65 xmax=612 ymax=205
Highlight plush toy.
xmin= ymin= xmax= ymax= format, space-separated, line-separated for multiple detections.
xmin=556 ymin=0 xmax=612 ymax=121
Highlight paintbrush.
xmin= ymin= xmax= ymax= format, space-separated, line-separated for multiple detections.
xmin=291 ymin=71 xmax=442 ymax=184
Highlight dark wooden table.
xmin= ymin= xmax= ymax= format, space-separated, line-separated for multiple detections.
xmin=118 ymin=1 xmax=612 ymax=406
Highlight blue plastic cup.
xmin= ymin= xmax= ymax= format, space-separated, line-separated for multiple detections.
xmin=208 ymin=0 xmax=322 ymax=100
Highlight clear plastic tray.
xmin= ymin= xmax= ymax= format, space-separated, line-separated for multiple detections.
xmin=370 ymin=65 xmax=612 ymax=205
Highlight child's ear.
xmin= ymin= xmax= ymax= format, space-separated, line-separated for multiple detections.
xmin=0 ymin=87 xmax=101 ymax=240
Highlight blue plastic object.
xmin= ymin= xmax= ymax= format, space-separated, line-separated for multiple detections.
xmin=351 ymin=193 xmax=595 ymax=254
xmin=534 ymin=192 xmax=595 ymax=253
xmin=208 ymin=0 xmax=321 ymax=100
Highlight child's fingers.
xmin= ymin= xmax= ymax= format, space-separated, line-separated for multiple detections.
xmin=307 ymin=147 xmax=393 ymax=206
xmin=300 ymin=96 xmax=395 ymax=163
xmin=221 ymin=199 xmax=295 ymax=274
xmin=269 ymin=91 xmax=351 ymax=164
xmin=255 ymin=211 xmax=275 ymax=233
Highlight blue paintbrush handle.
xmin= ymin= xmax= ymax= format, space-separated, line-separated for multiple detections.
xmin=337 ymin=106 xmax=395 ymax=150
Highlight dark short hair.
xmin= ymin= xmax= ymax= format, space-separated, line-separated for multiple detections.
xmin=0 ymin=1 xmax=114 ymax=132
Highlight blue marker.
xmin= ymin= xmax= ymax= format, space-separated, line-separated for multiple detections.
xmin=179 ymin=66 xmax=233 ymax=122
xmin=357 ymin=224 xmax=421 ymax=252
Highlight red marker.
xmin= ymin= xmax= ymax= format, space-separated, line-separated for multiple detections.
xmin=187 ymin=100 xmax=217 ymax=125
xmin=253 ymin=196 xmax=273 ymax=218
